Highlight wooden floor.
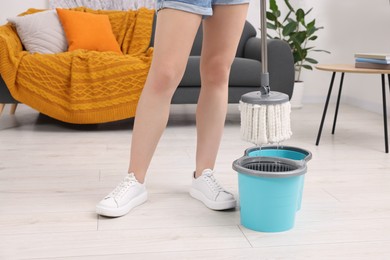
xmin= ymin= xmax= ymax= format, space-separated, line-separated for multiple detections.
xmin=0 ymin=103 xmax=389 ymax=259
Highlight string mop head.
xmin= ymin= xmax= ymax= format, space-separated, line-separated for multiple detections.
xmin=239 ymin=90 xmax=292 ymax=145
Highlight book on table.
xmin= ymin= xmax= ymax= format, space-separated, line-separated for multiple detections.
xmin=355 ymin=53 xmax=390 ymax=60
xmin=355 ymin=57 xmax=390 ymax=64
xmin=355 ymin=62 xmax=390 ymax=70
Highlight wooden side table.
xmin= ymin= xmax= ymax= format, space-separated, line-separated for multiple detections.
xmin=315 ymin=64 xmax=390 ymax=153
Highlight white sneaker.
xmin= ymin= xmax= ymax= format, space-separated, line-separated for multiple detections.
xmin=96 ymin=173 xmax=147 ymax=217
xmin=190 ymin=169 xmax=236 ymax=210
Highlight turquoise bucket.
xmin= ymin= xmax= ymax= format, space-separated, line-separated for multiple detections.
xmin=232 ymin=156 xmax=307 ymax=232
xmin=244 ymin=146 xmax=312 ymax=211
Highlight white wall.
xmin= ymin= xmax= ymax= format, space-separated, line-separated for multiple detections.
xmin=0 ymin=0 xmax=48 ymax=25
xmin=247 ymin=0 xmax=390 ymax=114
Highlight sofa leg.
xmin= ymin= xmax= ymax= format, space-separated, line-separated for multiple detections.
xmin=0 ymin=104 xmax=4 ymax=116
xmin=10 ymin=103 xmax=17 ymax=115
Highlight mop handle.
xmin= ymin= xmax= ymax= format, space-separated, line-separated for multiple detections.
xmin=260 ymin=0 xmax=270 ymax=95
xmin=260 ymin=0 xmax=268 ymax=74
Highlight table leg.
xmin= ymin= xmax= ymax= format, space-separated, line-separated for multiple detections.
xmin=316 ymin=72 xmax=336 ymax=146
xmin=388 ymin=74 xmax=390 ymax=94
xmin=0 ymin=103 xmax=4 ymax=116
xmin=9 ymin=103 xmax=17 ymax=115
xmin=332 ymin=72 xmax=345 ymax=134
xmin=381 ymin=74 xmax=389 ymax=153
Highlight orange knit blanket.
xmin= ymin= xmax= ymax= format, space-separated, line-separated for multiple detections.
xmin=0 ymin=7 xmax=154 ymax=124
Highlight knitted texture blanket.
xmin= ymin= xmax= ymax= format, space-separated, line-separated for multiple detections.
xmin=0 ymin=7 xmax=154 ymax=123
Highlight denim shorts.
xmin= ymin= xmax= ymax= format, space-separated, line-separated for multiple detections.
xmin=156 ymin=0 xmax=250 ymax=18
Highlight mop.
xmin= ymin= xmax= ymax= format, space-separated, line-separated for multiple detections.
xmin=239 ymin=0 xmax=292 ymax=145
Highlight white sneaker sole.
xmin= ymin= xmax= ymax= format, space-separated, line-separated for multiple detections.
xmin=190 ymin=188 xmax=236 ymax=210
xmin=96 ymin=191 xmax=148 ymax=217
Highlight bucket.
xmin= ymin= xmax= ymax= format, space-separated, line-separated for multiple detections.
xmin=232 ymin=156 xmax=307 ymax=232
xmin=244 ymin=146 xmax=312 ymax=210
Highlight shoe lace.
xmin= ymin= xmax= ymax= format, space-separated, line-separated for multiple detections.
xmin=203 ymin=171 xmax=225 ymax=194
xmin=108 ymin=174 xmax=137 ymax=200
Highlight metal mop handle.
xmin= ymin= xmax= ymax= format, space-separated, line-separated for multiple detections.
xmin=260 ymin=0 xmax=270 ymax=95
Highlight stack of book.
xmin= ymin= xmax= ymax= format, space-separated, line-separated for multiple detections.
xmin=355 ymin=53 xmax=390 ymax=70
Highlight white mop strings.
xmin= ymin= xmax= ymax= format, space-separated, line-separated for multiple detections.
xmin=239 ymin=101 xmax=292 ymax=145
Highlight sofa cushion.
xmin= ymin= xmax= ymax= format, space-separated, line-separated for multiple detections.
xmin=7 ymin=10 xmax=67 ymax=54
xmin=56 ymin=8 xmax=122 ymax=53
xmin=180 ymin=57 xmax=261 ymax=87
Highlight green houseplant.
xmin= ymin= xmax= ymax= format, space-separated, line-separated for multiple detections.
xmin=266 ymin=0 xmax=330 ymax=82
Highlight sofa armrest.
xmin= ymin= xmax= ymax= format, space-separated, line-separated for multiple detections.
xmin=244 ymin=37 xmax=295 ymax=99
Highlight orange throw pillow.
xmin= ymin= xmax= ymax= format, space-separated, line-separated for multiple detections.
xmin=56 ymin=8 xmax=122 ymax=53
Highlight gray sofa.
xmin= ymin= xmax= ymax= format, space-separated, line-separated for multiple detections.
xmin=0 ymin=18 xmax=294 ymax=115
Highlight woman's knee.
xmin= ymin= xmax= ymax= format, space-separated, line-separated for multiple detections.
xmin=200 ymin=56 xmax=232 ymax=86
xmin=146 ymin=64 xmax=184 ymax=96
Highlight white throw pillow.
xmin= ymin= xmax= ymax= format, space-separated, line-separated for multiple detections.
xmin=7 ymin=10 xmax=68 ymax=54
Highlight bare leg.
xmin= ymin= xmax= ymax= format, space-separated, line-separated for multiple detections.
xmin=195 ymin=4 xmax=249 ymax=177
xmin=128 ymin=9 xmax=202 ymax=183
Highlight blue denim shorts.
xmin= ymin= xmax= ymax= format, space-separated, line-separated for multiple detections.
xmin=156 ymin=0 xmax=250 ymax=18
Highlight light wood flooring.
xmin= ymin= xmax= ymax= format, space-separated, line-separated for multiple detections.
xmin=0 ymin=103 xmax=389 ymax=259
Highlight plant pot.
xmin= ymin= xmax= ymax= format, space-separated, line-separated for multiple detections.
xmin=290 ymin=81 xmax=304 ymax=109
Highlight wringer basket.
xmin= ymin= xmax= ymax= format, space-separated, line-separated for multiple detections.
xmin=232 ymin=156 xmax=307 ymax=232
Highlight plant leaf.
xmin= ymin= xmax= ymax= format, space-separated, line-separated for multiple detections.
xmin=269 ymin=0 xmax=279 ymax=13
xmin=296 ymin=9 xmax=305 ymax=24
xmin=313 ymin=49 xmax=331 ymax=54
xmin=292 ymin=31 xmax=307 ymax=44
xmin=267 ymin=22 xmax=277 ymax=30
xmin=302 ymin=64 xmax=313 ymax=70
xmin=266 ymin=11 xmax=276 ymax=21
xmin=282 ymin=21 xmax=297 ymax=36
xmin=305 ymin=57 xmax=318 ymax=64
xmin=307 ymin=19 xmax=315 ymax=29
xmin=306 ymin=26 xmax=316 ymax=36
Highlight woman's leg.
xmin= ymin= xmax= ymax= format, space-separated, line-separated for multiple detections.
xmin=97 ymin=9 xmax=203 ymax=217
xmin=128 ymin=9 xmax=202 ymax=183
xmin=195 ymin=4 xmax=249 ymax=177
